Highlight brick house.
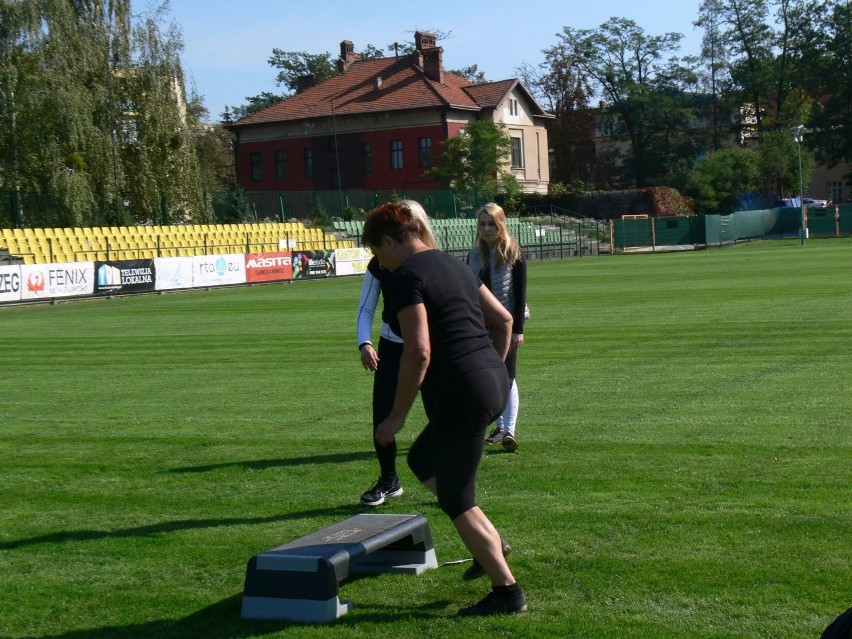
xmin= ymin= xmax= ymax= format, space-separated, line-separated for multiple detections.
xmin=227 ymin=32 xmax=553 ymax=200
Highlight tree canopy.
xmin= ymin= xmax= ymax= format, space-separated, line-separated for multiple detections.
xmin=0 ymin=0 xmax=206 ymax=227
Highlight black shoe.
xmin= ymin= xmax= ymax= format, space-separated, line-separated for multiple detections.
xmin=485 ymin=427 xmax=506 ymax=444
xmin=502 ymin=433 xmax=518 ymax=453
xmin=360 ymin=477 xmax=403 ymax=507
xmin=458 ymin=589 xmax=528 ymax=616
xmin=462 ymin=538 xmax=512 ymax=580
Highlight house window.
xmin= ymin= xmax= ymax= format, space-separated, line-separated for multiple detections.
xmin=304 ymin=148 xmax=313 ymax=177
xmin=510 ymin=137 xmax=523 ymax=168
xmin=828 ymin=181 xmax=842 ymax=203
xmin=419 ymin=137 xmax=432 ymax=168
xmin=364 ymin=143 xmax=373 ymax=172
xmin=508 ymin=99 xmax=519 ymax=117
xmin=275 ymin=151 xmax=287 ymax=180
xmin=250 ymin=152 xmax=262 ymax=182
xmin=390 ymin=139 xmax=403 ymax=170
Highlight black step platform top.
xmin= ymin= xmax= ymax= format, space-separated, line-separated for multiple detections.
xmin=259 ymin=514 xmax=428 ymax=565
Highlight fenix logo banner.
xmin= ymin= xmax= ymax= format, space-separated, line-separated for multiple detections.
xmin=20 ymin=263 xmax=94 ymax=300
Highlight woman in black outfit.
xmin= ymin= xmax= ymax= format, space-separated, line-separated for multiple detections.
xmin=361 ymin=202 xmax=527 ymax=617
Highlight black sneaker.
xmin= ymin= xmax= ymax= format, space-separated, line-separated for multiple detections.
xmin=485 ymin=427 xmax=506 ymax=444
xmin=458 ymin=589 xmax=528 ymax=616
xmin=360 ymin=477 xmax=403 ymax=507
xmin=502 ymin=433 xmax=518 ymax=453
xmin=462 ymin=538 xmax=512 ymax=580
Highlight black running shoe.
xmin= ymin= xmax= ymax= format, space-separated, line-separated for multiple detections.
xmin=360 ymin=477 xmax=403 ymax=507
xmin=502 ymin=433 xmax=518 ymax=453
xmin=462 ymin=538 xmax=512 ymax=580
xmin=485 ymin=427 xmax=506 ymax=444
xmin=458 ymin=589 xmax=528 ymax=616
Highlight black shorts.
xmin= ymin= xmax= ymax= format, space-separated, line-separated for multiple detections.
xmin=407 ymin=363 xmax=509 ymax=520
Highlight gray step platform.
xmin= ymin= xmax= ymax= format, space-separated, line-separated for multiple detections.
xmin=241 ymin=513 xmax=437 ymax=623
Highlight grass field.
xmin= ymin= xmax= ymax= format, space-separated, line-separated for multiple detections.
xmin=1 ymin=239 xmax=850 ymax=639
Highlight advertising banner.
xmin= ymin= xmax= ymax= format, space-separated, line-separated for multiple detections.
xmin=245 ymin=252 xmax=292 ymax=283
xmin=292 ymin=250 xmax=333 ymax=279
xmin=155 ymin=257 xmax=193 ymax=291
xmin=20 ymin=262 xmax=94 ymax=301
xmin=193 ymin=254 xmax=246 ymax=288
xmin=332 ymin=247 xmax=371 ymax=276
xmin=95 ymin=260 xmax=156 ymax=295
xmin=0 ymin=265 xmax=22 ymax=303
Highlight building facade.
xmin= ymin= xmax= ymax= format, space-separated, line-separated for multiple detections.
xmin=227 ymin=33 xmax=552 ymax=198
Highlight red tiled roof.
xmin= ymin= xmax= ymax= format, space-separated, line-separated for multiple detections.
xmin=232 ymin=55 xmax=482 ymax=127
xmin=464 ymin=80 xmax=517 ymax=109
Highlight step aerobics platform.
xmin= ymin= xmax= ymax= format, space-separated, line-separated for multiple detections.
xmin=241 ymin=513 xmax=437 ymax=623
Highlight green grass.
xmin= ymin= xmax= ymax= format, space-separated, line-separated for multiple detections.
xmin=1 ymin=239 xmax=850 ymax=638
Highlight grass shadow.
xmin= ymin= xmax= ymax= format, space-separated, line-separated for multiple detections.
xmin=170 ymin=449 xmax=408 ymax=474
xmin=0 ymin=504 xmax=365 ymax=551
xmin=21 ymin=593 xmax=457 ymax=639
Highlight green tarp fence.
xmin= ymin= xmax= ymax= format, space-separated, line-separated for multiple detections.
xmin=612 ymin=205 xmax=852 ymax=250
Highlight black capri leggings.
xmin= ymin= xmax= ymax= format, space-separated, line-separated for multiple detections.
xmin=407 ymin=363 xmax=509 ymax=520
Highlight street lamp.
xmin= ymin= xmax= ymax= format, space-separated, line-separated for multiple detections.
xmin=792 ymin=124 xmax=806 ymax=245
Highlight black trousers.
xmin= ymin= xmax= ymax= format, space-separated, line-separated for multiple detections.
xmin=407 ymin=363 xmax=509 ymax=520
xmin=372 ymin=337 xmax=402 ymax=481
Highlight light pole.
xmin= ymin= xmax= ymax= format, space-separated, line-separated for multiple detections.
xmin=330 ymin=95 xmax=345 ymax=217
xmin=792 ymin=125 xmax=806 ymax=245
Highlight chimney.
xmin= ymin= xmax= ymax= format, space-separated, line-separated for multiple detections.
xmin=422 ymin=48 xmax=443 ymax=84
xmin=338 ymin=39 xmax=360 ymax=73
xmin=414 ymin=31 xmax=437 ymax=51
xmin=414 ymin=32 xmax=443 ymax=83
xmin=296 ymin=74 xmax=316 ymax=93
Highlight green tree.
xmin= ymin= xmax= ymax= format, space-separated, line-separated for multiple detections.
xmin=714 ymin=0 xmax=814 ymax=138
xmin=792 ymin=0 xmax=851 ymax=182
xmin=0 ymin=0 xmax=205 ymax=227
xmin=688 ymin=147 xmax=760 ymax=212
xmin=516 ymin=42 xmax=596 ymax=186
xmin=450 ymin=64 xmax=486 ymax=84
xmin=267 ymin=49 xmax=338 ymax=94
xmin=229 ymin=43 xmax=388 ymax=120
xmin=426 ymin=121 xmax=513 ymax=192
xmin=695 ymin=0 xmax=732 ymax=151
xmin=757 ymin=128 xmax=813 ymax=200
xmin=558 ymin=17 xmax=700 ymax=188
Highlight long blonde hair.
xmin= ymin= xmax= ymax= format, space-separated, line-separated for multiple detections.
xmin=475 ymin=202 xmax=520 ymax=268
xmin=400 ymin=199 xmax=439 ymax=249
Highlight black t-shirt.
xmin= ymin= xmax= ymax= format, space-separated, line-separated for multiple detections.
xmin=388 ymin=249 xmax=503 ymax=380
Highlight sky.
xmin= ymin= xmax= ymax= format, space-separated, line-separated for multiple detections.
xmin=136 ymin=0 xmax=707 ymax=121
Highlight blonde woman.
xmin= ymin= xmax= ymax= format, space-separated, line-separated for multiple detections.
xmin=467 ymin=203 xmax=527 ymax=454
xmin=356 ymin=200 xmax=438 ymax=506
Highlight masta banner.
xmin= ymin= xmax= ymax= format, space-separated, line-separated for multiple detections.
xmin=245 ymin=252 xmax=292 ymax=283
